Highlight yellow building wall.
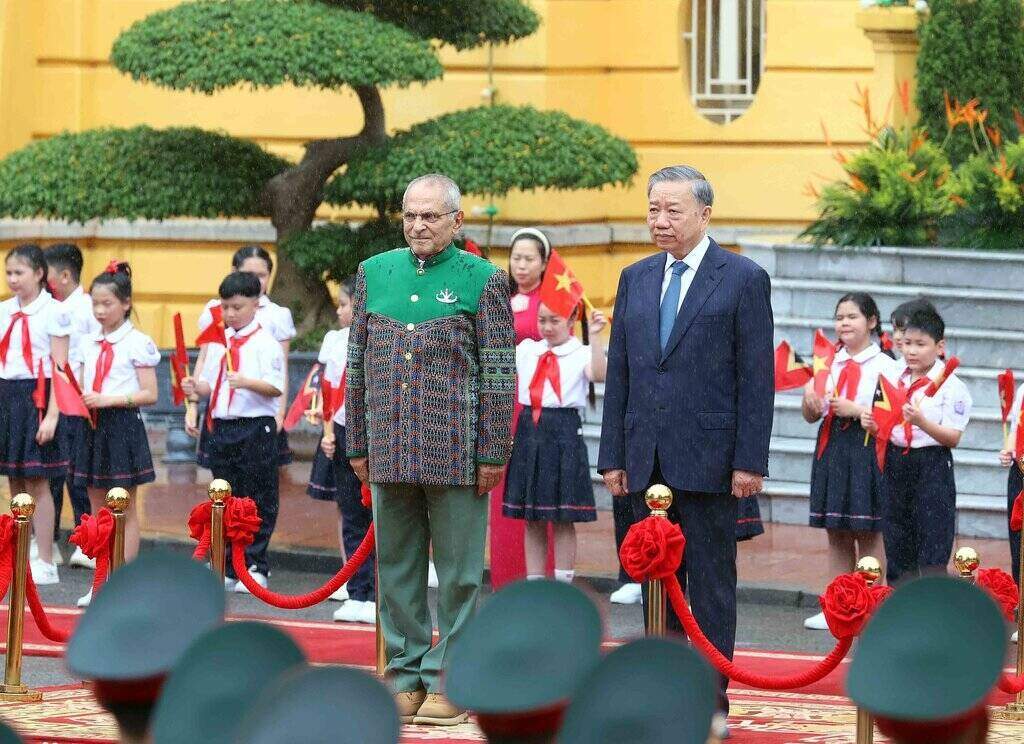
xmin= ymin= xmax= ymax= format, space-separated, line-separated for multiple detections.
xmin=0 ymin=0 xmax=899 ymax=343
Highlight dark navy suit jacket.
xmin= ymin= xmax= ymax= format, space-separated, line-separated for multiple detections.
xmin=597 ymin=239 xmax=775 ymax=494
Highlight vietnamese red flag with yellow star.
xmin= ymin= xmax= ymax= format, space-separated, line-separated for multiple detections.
xmin=774 ymin=341 xmax=813 ymax=391
xmin=194 ymin=304 xmax=227 ymax=347
xmin=539 ymin=249 xmax=585 ymax=319
xmin=812 ymin=329 xmax=836 ymax=397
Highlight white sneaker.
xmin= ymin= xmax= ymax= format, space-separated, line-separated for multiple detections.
xmin=30 ymin=538 xmax=63 ymax=566
xmin=234 ymin=565 xmax=269 ymax=594
xmin=1014 ymin=631 xmax=1019 ymax=644
xmin=333 ymin=600 xmax=376 ymax=624
xmin=76 ymin=589 xmax=92 ymax=608
xmin=224 ymin=576 xmax=238 ymax=591
xmin=428 ymin=561 xmax=439 ymax=589
xmin=52 ymin=547 xmax=63 ymax=566
xmin=711 ymin=712 xmax=730 ymax=739
xmin=610 ymin=583 xmax=643 ymax=605
xmin=329 ymin=583 xmax=350 ymax=602
xmin=69 ymin=546 xmax=96 ymax=570
xmin=803 ymin=611 xmax=829 ymax=630
xmin=30 ymin=559 xmax=59 ymax=586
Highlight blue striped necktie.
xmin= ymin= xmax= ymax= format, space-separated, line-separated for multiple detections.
xmin=659 ymin=260 xmax=688 ymax=352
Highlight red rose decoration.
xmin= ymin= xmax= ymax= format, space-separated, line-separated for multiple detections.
xmin=69 ymin=509 xmax=115 ymax=559
xmin=1011 ymin=491 xmax=1023 ymax=532
xmin=619 ymin=516 xmax=685 ymax=582
xmin=187 ymin=501 xmax=213 ymax=542
xmin=976 ymin=568 xmax=1019 ymax=622
xmin=869 ymin=584 xmax=894 ymax=612
xmin=819 ymin=573 xmax=873 ymax=640
xmin=360 ymin=484 xmax=372 ymax=510
xmin=224 ymin=497 xmax=262 ymax=546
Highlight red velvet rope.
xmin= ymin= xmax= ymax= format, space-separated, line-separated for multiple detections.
xmin=230 ymin=525 xmax=375 ymax=609
xmin=0 ymin=515 xmax=16 ymax=602
xmin=25 ymin=569 xmax=70 ymax=643
xmin=665 ymin=576 xmax=853 ymax=689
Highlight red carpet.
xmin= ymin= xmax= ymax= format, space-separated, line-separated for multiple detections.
xmin=2 ymin=606 xmax=1024 ymax=742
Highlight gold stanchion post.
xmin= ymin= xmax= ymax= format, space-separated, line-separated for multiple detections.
xmin=208 ymin=479 xmax=230 ymax=582
xmin=105 ymin=487 xmax=130 ymax=572
xmin=853 ymin=556 xmax=882 ymax=744
xmin=953 ymin=546 xmax=980 ymax=581
xmin=0 ymin=494 xmax=42 ymax=702
xmin=644 ymin=484 xmax=673 ymax=636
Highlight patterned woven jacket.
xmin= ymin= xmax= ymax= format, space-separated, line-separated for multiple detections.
xmin=345 ymin=245 xmax=516 ymax=486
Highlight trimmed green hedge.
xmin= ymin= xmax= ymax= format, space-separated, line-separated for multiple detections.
xmin=111 ymin=0 xmax=443 ymax=94
xmin=325 ymin=105 xmax=638 ymax=211
xmin=281 ymin=218 xmax=404 ymax=286
xmin=0 ymin=127 xmax=289 ymax=221
xmin=942 ymin=140 xmax=1024 ymax=250
xmin=325 ymin=0 xmax=540 ymax=49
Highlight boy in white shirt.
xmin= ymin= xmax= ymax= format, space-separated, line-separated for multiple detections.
xmin=183 ymin=272 xmax=285 ymax=591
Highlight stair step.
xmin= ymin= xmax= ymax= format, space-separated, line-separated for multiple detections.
xmin=772 ymin=277 xmax=1024 ymax=333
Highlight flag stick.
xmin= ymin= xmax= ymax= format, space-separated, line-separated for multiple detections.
xmin=1005 ymin=421 xmax=1011 ymax=452
xmin=581 ymin=293 xmax=596 ymax=314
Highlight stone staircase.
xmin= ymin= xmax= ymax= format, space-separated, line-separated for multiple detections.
xmin=582 ymin=242 xmax=1024 ymax=538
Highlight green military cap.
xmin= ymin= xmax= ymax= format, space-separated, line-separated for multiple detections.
xmin=0 ymin=720 xmax=23 ymax=743
xmin=67 ymin=551 xmax=225 ymax=685
xmin=848 ymin=576 xmax=1007 ymax=722
xmin=559 ymin=638 xmax=718 ymax=744
xmin=233 ymin=666 xmax=399 ymax=744
xmin=149 ymin=621 xmax=305 ymax=744
xmin=445 ymin=579 xmax=602 ymax=740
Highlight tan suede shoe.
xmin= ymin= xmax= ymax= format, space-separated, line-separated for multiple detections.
xmin=394 ymin=690 xmax=427 ymax=723
xmin=412 ymin=692 xmax=468 ymax=726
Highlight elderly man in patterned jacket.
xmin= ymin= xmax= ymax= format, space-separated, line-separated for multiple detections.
xmin=346 ymin=174 xmax=516 ymax=726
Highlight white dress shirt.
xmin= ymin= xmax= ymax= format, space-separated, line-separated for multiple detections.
xmin=317 ymin=328 xmax=349 ymax=426
xmin=822 ymin=343 xmax=903 ymax=413
xmin=47 ymin=286 xmax=101 ymax=371
xmin=81 ymin=321 xmax=161 ymax=394
xmin=516 ymin=337 xmax=592 ymax=410
xmin=660 ymin=234 xmax=710 ymax=315
xmin=199 ymin=295 xmax=296 ymax=343
xmin=200 ymin=320 xmax=285 ymax=420
xmin=888 ymin=360 xmax=972 ymax=449
xmin=0 ymin=291 xmax=58 ymax=379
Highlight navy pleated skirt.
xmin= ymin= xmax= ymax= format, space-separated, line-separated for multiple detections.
xmin=503 ymin=407 xmax=596 ymax=523
xmin=809 ymin=417 xmax=884 ymax=531
xmin=0 ymin=378 xmax=68 ymax=478
xmin=307 ymin=422 xmax=361 ymax=504
xmin=72 ymin=408 xmax=155 ymax=489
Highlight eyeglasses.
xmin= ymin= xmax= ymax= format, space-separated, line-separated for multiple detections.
xmin=402 ymin=210 xmax=457 ymax=225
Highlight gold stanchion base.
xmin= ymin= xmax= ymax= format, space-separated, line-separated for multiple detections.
xmin=991 ymin=702 xmax=1024 ymax=721
xmin=0 ymin=684 xmax=42 ymax=702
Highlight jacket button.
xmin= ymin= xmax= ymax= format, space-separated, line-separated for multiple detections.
xmin=406 ymin=323 xmax=415 ymax=331
xmin=657 ymin=365 xmax=666 ymax=374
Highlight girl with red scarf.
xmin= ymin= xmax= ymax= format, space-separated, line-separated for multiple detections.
xmin=502 ymin=302 xmax=607 ymax=583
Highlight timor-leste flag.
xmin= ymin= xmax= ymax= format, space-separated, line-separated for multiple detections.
xmin=812 ymin=329 xmax=837 ymax=397
xmin=283 ymin=363 xmax=322 ymax=432
xmin=924 ymin=356 xmax=960 ymax=396
xmin=774 ymin=341 xmax=813 ymax=391
xmin=870 ymin=375 xmax=907 ymax=471
xmin=195 ymin=304 xmax=227 ymax=347
xmin=539 ymin=250 xmax=585 ymax=319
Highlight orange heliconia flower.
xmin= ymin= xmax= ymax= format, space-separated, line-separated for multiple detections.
xmin=803 ymin=181 xmax=821 ymax=199
xmin=993 ymin=154 xmax=1016 ymax=182
xmin=935 ymin=170 xmax=949 ymax=188
xmin=897 ymin=80 xmax=911 ymax=116
xmin=849 ymin=174 xmax=870 ymax=193
xmin=834 ymin=150 xmax=848 ymax=165
xmin=944 ymin=91 xmax=959 ymax=129
xmin=986 ymin=126 xmax=1002 ymax=149
xmin=949 ymin=194 xmax=967 ymax=207
xmin=901 ymin=169 xmax=927 ymax=184
xmin=1014 ymin=109 xmax=1024 ymax=135
xmin=908 ymin=131 xmax=927 ymax=155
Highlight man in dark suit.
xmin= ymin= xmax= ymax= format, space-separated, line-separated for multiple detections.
xmin=598 ymin=165 xmax=774 ymax=726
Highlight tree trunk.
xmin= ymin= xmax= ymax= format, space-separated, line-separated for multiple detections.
xmin=265 ymin=85 xmax=387 ymax=334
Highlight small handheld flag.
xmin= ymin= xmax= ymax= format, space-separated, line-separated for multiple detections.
xmin=171 ymin=313 xmax=190 ymax=406
xmin=52 ymin=361 xmax=92 ymax=423
xmin=33 ymin=359 xmax=46 ymax=423
xmin=879 ymin=331 xmax=895 ymax=352
xmin=539 ymin=250 xmax=585 ymax=319
xmin=195 ymin=305 xmax=227 ymax=348
xmin=870 ymin=376 xmax=907 ymax=470
xmin=924 ymin=356 xmax=960 ymax=397
xmin=774 ymin=341 xmax=813 ymax=391
xmin=283 ymin=364 xmax=322 ymax=432
xmin=812 ymin=329 xmax=836 ymax=398
xmin=998 ymin=369 xmax=1015 ymax=450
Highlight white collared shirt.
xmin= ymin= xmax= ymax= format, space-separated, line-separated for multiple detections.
xmin=81 ymin=321 xmax=161 ymax=394
xmin=659 ymin=234 xmax=710 ymax=314
xmin=0 ymin=291 xmax=57 ymax=380
xmin=318 ymin=328 xmax=349 ymax=426
xmin=516 ymin=336 xmax=591 ymax=409
xmin=888 ymin=359 xmax=972 ymax=449
xmin=198 ymin=295 xmax=296 ymax=343
xmin=200 ymin=320 xmax=285 ymax=419
xmin=47 ymin=286 xmax=101 ymax=370
xmin=823 ymin=343 xmax=902 ymax=412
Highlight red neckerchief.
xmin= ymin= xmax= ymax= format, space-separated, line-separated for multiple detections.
xmin=206 ymin=325 xmax=260 ymax=432
xmin=92 ymin=340 xmax=114 ymax=393
xmin=0 ymin=310 xmax=33 ymax=371
xmin=816 ymin=359 xmax=862 ymax=459
xmin=528 ymin=350 xmax=562 ymax=424
xmin=899 ymin=370 xmax=932 ymax=452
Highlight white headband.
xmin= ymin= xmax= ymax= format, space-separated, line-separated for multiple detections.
xmin=509 ymin=227 xmax=552 ymax=260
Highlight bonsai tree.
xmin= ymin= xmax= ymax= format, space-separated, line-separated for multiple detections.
xmin=0 ymin=0 xmax=637 ymax=331
xmin=916 ymin=0 xmax=1024 ymax=164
